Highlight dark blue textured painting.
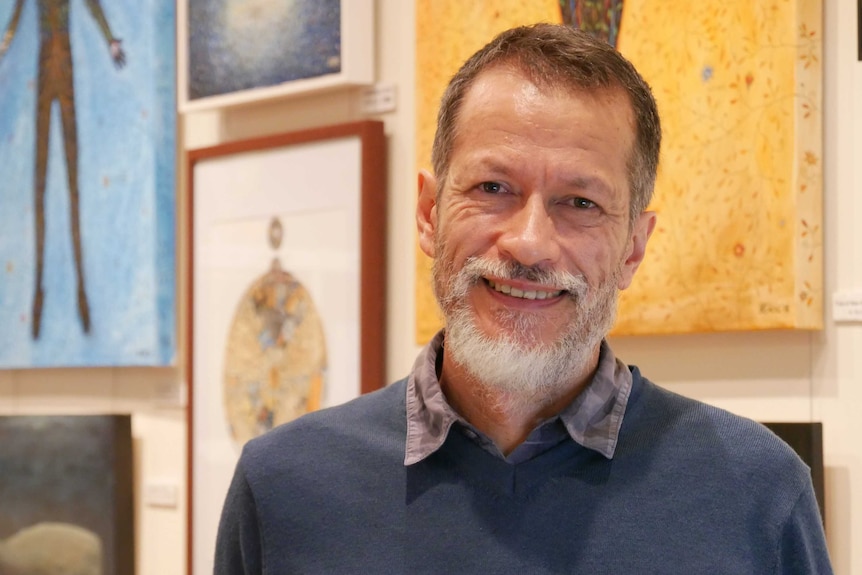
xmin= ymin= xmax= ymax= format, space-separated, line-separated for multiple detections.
xmin=0 ymin=0 xmax=176 ymax=367
xmin=188 ymin=0 xmax=341 ymax=100
xmin=0 ymin=415 xmax=134 ymax=575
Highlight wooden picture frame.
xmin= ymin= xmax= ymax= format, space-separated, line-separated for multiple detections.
xmin=185 ymin=120 xmax=387 ymax=574
xmin=177 ymin=0 xmax=374 ymax=113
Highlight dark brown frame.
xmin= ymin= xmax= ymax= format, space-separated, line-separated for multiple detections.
xmin=185 ymin=120 xmax=387 ymax=575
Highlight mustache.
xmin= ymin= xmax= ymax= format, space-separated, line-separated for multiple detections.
xmin=455 ymin=257 xmax=588 ymax=298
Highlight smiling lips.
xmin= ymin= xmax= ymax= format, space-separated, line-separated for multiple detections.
xmin=486 ymin=279 xmax=563 ymax=301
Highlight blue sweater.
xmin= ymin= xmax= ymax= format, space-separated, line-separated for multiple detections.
xmin=215 ymin=367 xmax=832 ymax=574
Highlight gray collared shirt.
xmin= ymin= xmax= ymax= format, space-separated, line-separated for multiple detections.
xmin=404 ymin=331 xmax=633 ymax=465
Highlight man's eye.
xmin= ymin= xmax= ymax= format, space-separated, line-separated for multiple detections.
xmin=569 ymin=197 xmax=596 ymax=209
xmin=479 ymin=182 xmax=503 ymax=194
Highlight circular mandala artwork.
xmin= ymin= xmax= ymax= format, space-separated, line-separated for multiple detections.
xmin=223 ymin=265 xmax=327 ymax=445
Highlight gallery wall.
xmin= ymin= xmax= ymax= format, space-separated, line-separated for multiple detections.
xmin=0 ymin=1 xmax=859 ymax=574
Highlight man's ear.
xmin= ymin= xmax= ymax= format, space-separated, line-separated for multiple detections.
xmin=617 ymin=211 xmax=657 ymax=291
xmin=416 ymin=170 xmax=438 ymax=258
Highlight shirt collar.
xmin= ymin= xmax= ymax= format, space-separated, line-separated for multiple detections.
xmin=404 ymin=330 xmax=633 ymax=465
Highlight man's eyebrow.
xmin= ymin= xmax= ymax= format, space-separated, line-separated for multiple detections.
xmin=465 ymin=155 xmax=514 ymax=175
xmin=562 ymin=174 xmax=613 ymax=195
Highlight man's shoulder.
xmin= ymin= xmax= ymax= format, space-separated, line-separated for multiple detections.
xmin=240 ymin=378 xmax=408 ymax=468
xmin=283 ymin=376 xmax=405 ymax=430
xmin=626 ymin=368 xmax=807 ymax=476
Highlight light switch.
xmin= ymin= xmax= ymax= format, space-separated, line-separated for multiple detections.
xmin=144 ymin=480 xmax=179 ymax=508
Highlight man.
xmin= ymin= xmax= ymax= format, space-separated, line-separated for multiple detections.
xmin=215 ymin=24 xmax=832 ymax=573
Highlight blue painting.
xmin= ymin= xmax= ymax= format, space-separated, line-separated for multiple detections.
xmin=188 ymin=0 xmax=341 ymax=101
xmin=0 ymin=0 xmax=176 ymax=367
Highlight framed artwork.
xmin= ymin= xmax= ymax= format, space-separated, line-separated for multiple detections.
xmin=186 ymin=120 xmax=386 ymax=575
xmin=415 ymin=0 xmax=823 ymax=341
xmin=177 ymin=0 xmax=374 ymax=113
xmin=0 ymin=0 xmax=176 ymax=367
xmin=0 ymin=415 xmax=134 ymax=575
xmin=762 ymin=422 xmax=826 ymax=526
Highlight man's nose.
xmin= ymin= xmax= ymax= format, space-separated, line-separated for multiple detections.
xmin=496 ymin=195 xmax=561 ymax=268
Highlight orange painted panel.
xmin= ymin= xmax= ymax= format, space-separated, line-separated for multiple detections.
xmin=415 ymin=0 xmax=822 ymax=342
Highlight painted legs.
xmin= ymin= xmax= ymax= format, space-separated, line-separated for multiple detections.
xmin=32 ymin=36 xmax=89 ymax=339
xmin=58 ymin=74 xmax=90 ymax=335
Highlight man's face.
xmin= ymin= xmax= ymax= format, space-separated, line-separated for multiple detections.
xmin=417 ymin=66 xmax=655 ymax=391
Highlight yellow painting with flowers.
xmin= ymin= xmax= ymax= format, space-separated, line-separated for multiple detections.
xmin=415 ymin=0 xmax=822 ymax=342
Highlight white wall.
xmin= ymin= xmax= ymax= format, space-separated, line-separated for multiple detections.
xmin=0 ymin=0 xmax=859 ymax=573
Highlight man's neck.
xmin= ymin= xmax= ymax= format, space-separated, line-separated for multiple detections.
xmin=438 ymin=352 xmax=598 ymax=456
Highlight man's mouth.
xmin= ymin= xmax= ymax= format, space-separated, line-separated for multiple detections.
xmin=486 ymin=279 xmax=563 ymax=301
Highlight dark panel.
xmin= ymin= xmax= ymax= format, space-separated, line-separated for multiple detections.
xmin=0 ymin=415 xmax=135 ymax=575
xmin=762 ymin=422 xmax=825 ymax=527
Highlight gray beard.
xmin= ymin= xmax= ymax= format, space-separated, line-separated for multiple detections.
xmin=434 ymin=256 xmax=619 ymax=411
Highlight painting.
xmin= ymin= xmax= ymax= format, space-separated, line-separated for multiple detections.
xmin=763 ymin=422 xmax=826 ymax=526
xmin=177 ymin=0 xmax=374 ymax=112
xmin=186 ymin=120 xmax=386 ymax=575
xmin=0 ymin=0 xmax=176 ymax=367
xmin=415 ymin=0 xmax=823 ymax=342
xmin=0 ymin=415 xmax=134 ymax=575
